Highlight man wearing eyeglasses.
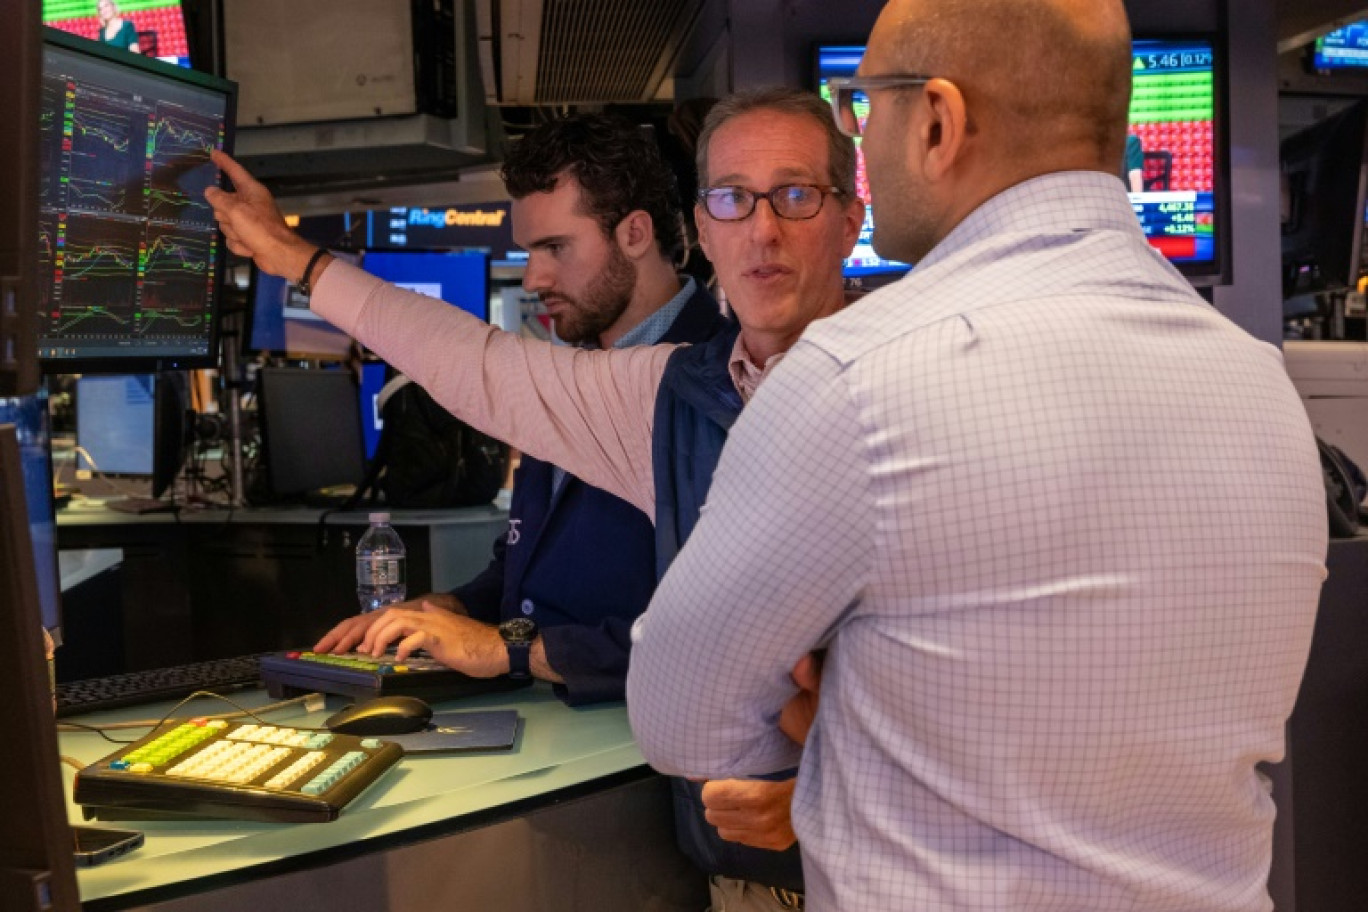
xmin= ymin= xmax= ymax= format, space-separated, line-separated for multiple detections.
xmin=208 ymin=87 xmax=862 ymax=910
xmin=628 ymin=1 xmax=1327 ymax=912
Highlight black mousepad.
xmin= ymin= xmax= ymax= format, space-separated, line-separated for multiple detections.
xmin=380 ymin=710 xmax=520 ymax=754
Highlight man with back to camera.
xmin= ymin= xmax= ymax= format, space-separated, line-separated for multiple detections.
xmin=206 ymin=87 xmax=864 ymax=910
xmin=626 ymin=2 xmax=1329 ymax=912
xmin=313 ymin=112 xmax=729 ymax=708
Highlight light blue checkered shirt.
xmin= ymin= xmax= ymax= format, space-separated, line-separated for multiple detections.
xmin=629 ymin=172 xmax=1327 ymax=911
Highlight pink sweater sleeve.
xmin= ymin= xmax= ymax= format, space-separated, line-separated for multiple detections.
xmin=311 ymin=260 xmax=672 ymax=518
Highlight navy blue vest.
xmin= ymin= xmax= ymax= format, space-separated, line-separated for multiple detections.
xmin=453 ymin=287 xmax=727 ymax=706
xmin=652 ymin=323 xmax=805 ymax=892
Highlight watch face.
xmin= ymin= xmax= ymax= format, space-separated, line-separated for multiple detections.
xmin=500 ymin=618 xmax=537 ymax=643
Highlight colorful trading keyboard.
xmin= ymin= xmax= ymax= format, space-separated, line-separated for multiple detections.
xmin=258 ymin=650 xmax=531 ymax=703
xmin=75 ymin=718 xmax=403 ymax=823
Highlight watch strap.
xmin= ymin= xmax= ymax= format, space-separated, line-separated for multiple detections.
xmin=506 ymin=640 xmax=532 ymax=679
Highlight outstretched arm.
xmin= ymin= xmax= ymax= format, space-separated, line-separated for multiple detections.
xmin=206 ymin=151 xmax=670 ymax=515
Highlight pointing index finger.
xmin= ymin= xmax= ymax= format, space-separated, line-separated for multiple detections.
xmin=210 ymin=149 xmax=257 ymax=192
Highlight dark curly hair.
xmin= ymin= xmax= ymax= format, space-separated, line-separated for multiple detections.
xmin=500 ymin=113 xmax=684 ymax=262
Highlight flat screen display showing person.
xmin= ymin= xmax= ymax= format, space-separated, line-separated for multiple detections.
xmin=1125 ymin=37 xmax=1226 ymax=281
xmin=43 ymin=0 xmax=194 ymax=69
xmin=815 ymin=37 xmax=1229 ymax=286
xmin=36 ymin=29 xmax=235 ymax=372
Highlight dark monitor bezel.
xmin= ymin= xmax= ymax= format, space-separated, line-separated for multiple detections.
xmin=1279 ymin=99 xmax=1368 ymax=297
xmin=37 ymin=27 xmax=237 ymax=374
xmin=152 ymin=370 xmax=189 ymax=499
xmin=359 ymin=248 xmax=493 ymax=323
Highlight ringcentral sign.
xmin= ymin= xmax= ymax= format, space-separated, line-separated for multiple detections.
xmin=407 ymin=208 xmax=508 ymax=229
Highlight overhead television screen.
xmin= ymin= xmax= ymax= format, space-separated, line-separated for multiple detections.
xmin=815 ymin=37 xmax=1229 ymax=285
xmin=1312 ymin=21 xmax=1368 ymax=72
xmin=1126 ymin=37 xmax=1224 ymax=280
xmin=43 ymin=0 xmax=193 ymax=69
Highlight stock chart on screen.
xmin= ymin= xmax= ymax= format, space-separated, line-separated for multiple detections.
xmin=37 ymin=33 xmax=232 ymax=369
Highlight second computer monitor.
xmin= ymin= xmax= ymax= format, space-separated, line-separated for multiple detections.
xmin=74 ymin=372 xmax=187 ymax=498
xmin=360 ymin=250 xmax=490 ymax=321
xmin=76 ymin=374 xmax=155 ymax=475
xmin=258 ymin=368 xmax=366 ymax=497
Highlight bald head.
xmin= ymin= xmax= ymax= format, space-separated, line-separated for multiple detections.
xmin=868 ymin=0 xmax=1133 ymax=175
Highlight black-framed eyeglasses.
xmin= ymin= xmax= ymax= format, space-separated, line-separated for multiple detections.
xmin=827 ymin=74 xmax=934 ymax=137
xmin=696 ymin=184 xmax=844 ymax=222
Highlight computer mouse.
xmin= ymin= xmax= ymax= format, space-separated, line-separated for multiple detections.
xmin=324 ymin=696 xmax=433 ymax=736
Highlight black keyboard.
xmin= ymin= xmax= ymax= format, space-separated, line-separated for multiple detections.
xmin=55 ymin=655 xmax=268 ymax=718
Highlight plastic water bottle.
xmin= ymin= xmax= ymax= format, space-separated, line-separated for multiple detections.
xmin=356 ymin=512 xmax=406 ymax=613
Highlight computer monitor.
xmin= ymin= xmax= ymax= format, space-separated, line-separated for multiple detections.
xmin=1281 ymin=100 xmax=1368 ymax=298
xmin=360 ymin=250 xmax=491 ymax=321
xmin=0 ymin=390 xmax=62 ymax=639
xmin=73 ymin=372 xmax=187 ymax=498
xmin=0 ymin=425 xmax=80 ymax=912
xmin=1310 ymin=20 xmax=1368 ymax=73
xmin=76 ymin=373 xmax=155 ymax=475
xmin=813 ymin=44 xmax=910 ymax=282
xmin=43 ymin=0 xmax=193 ymax=69
xmin=36 ymin=28 xmax=235 ymax=373
xmin=257 ymin=367 xmax=366 ymax=498
xmin=244 ymin=250 xmax=360 ymax=360
xmin=1126 ymin=35 xmax=1230 ymax=285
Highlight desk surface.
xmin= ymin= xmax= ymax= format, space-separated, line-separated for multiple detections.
xmin=60 ymin=683 xmax=644 ymax=909
xmin=57 ymin=502 xmax=509 ymax=528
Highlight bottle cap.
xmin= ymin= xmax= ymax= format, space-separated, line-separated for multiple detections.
xmin=369 ymin=512 xmax=391 ymax=523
